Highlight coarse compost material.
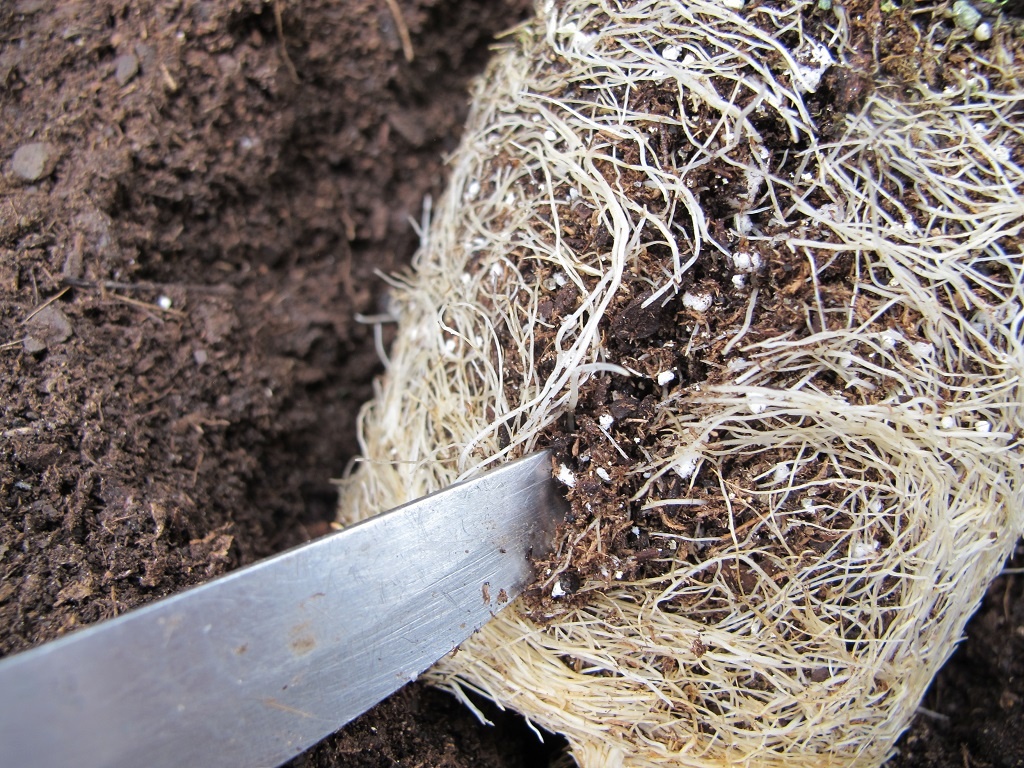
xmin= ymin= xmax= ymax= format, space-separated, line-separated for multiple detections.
xmin=338 ymin=0 xmax=1024 ymax=765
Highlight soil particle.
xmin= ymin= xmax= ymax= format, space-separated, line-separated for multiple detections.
xmin=10 ymin=141 xmax=59 ymax=181
xmin=22 ymin=303 xmax=73 ymax=353
xmin=113 ymin=53 xmax=139 ymax=86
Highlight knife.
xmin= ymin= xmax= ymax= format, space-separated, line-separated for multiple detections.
xmin=0 ymin=451 xmax=565 ymax=768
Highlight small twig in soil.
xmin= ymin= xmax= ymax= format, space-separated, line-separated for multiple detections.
xmin=272 ymin=0 xmax=300 ymax=83
xmin=916 ymin=706 xmax=951 ymax=723
xmin=191 ymin=448 xmax=205 ymax=488
xmin=383 ymin=0 xmax=415 ymax=62
xmin=19 ymin=286 xmax=70 ymax=325
xmin=108 ymin=292 xmax=187 ymax=319
xmin=63 ymin=277 xmax=234 ymax=294
xmin=159 ymin=63 xmax=178 ymax=93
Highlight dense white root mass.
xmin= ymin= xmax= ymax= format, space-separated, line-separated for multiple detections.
xmin=339 ymin=0 xmax=1024 ymax=765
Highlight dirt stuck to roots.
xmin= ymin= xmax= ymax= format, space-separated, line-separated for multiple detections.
xmin=520 ymin=1 xmax=1023 ymax=618
xmin=525 ymin=1 xmax=1024 ymax=759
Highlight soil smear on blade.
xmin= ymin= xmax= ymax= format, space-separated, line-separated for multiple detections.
xmin=0 ymin=0 xmax=1020 ymax=765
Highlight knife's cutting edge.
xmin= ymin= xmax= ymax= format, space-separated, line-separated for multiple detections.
xmin=0 ymin=451 xmax=566 ymax=768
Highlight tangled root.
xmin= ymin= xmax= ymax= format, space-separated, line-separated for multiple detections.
xmin=340 ymin=1 xmax=1024 ymax=764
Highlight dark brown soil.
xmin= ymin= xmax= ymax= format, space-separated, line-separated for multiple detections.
xmin=0 ymin=0 xmax=1020 ymax=765
xmin=0 ymin=0 xmax=553 ymax=764
xmin=292 ymin=684 xmax=561 ymax=768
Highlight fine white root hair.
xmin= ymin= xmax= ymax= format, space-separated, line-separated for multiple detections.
xmin=339 ymin=1 xmax=1024 ymax=765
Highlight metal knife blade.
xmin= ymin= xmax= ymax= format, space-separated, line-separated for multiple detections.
xmin=0 ymin=451 xmax=564 ymax=768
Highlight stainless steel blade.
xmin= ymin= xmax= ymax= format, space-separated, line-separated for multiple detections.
xmin=0 ymin=451 xmax=564 ymax=768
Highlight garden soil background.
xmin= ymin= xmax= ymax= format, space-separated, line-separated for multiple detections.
xmin=0 ymin=0 xmax=1020 ymax=766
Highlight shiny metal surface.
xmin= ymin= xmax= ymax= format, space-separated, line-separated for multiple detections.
xmin=0 ymin=451 xmax=564 ymax=768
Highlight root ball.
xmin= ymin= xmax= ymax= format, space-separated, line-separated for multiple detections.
xmin=340 ymin=1 xmax=1024 ymax=765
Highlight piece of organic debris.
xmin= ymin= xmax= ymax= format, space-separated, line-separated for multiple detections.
xmin=339 ymin=0 xmax=1024 ymax=765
